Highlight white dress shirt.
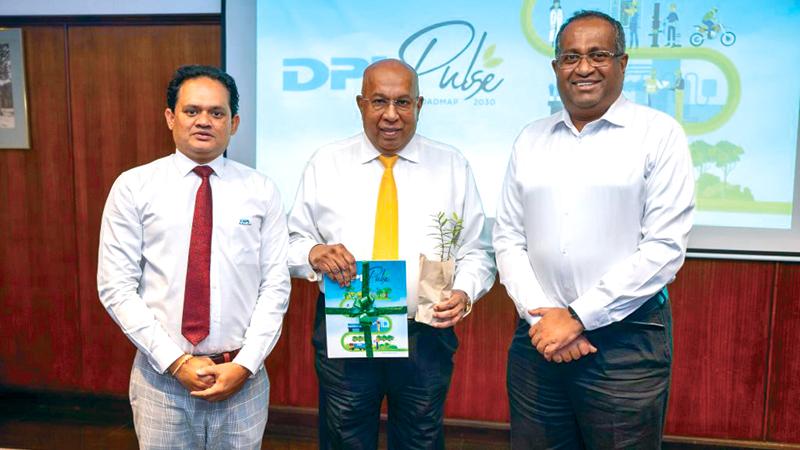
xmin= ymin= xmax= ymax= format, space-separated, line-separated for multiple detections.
xmin=288 ymin=133 xmax=496 ymax=316
xmin=493 ymin=95 xmax=695 ymax=330
xmin=97 ymin=150 xmax=291 ymax=374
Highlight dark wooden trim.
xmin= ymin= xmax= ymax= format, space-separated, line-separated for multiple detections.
xmin=688 ymin=248 xmax=800 ymax=260
xmin=220 ymin=0 xmax=227 ymax=69
xmin=0 ymin=14 xmax=220 ymax=27
xmin=666 ymin=435 xmax=800 ymax=449
xmin=3 ymin=388 xmax=799 ymax=449
xmin=266 ymin=405 xmax=800 ymax=449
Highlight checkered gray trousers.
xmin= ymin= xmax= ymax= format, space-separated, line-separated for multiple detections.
xmin=129 ymin=351 xmax=269 ymax=450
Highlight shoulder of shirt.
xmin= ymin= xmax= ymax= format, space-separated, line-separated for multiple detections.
xmin=512 ymin=111 xmax=563 ymax=150
xmin=517 ymin=110 xmax=563 ymax=137
xmin=305 ymin=133 xmax=363 ymax=166
xmin=622 ymin=99 xmax=683 ymax=131
xmin=223 ymin=157 xmax=280 ymax=192
xmin=415 ymin=134 xmax=463 ymax=156
xmin=114 ymin=154 xmax=172 ymax=187
xmin=414 ymin=134 xmax=471 ymax=167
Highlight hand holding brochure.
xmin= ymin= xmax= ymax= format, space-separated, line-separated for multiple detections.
xmin=323 ymin=260 xmax=409 ymax=358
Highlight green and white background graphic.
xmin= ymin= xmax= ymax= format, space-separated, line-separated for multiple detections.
xmin=256 ymin=0 xmax=800 ymax=232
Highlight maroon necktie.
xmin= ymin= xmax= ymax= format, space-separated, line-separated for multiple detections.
xmin=182 ymin=165 xmax=214 ymax=345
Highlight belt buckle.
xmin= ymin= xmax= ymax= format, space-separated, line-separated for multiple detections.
xmin=205 ymin=349 xmax=238 ymax=364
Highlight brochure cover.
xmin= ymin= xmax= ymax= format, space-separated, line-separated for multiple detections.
xmin=324 ymin=260 xmax=408 ymax=358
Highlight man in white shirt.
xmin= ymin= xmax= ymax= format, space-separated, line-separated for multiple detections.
xmin=287 ymin=59 xmax=495 ymax=449
xmin=97 ymin=65 xmax=290 ymax=449
xmin=493 ymin=11 xmax=694 ymax=449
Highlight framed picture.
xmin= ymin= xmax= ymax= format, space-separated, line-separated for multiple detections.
xmin=0 ymin=28 xmax=29 ymax=149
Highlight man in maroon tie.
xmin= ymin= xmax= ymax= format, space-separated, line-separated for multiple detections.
xmin=97 ymin=65 xmax=291 ymax=449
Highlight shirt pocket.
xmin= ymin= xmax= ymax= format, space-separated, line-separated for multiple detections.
xmin=229 ymin=215 xmax=262 ymax=266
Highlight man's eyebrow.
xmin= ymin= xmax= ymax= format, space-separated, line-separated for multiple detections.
xmin=181 ymin=103 xmax=226 ymax=110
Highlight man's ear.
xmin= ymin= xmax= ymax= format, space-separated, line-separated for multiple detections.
xmin=230 ymin=114 xmax=241 ymax=135
xmin=165 ymin=108 xmax=175 ymax=130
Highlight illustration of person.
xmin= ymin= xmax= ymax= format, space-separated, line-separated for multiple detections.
xmin=645 ymin=67 xmax=660 ymax=106
xmin=671 ymin=69 xmax=685 ymax=123
xmin=625 ymin=1 xmax=640 ymax=48
xmin=666 ymin=3 xmax=680 ymax=47
xmin=549 ymin=0 xmax=564 ymax=46
xmin=702 ymin=7 xmax=719 ymax=38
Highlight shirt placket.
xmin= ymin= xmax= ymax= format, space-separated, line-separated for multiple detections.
xmin=556 ymin=131 xmax=578 ymax=296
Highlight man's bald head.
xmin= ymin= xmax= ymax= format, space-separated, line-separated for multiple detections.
xmin=361 ymin=59 xmax=420 ymax=98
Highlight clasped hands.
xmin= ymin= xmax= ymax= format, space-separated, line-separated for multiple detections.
xmin=528 ymin=307 xmax=597 ymax=364
xmin=168 ymin=355 xmax=251 ymax=402
xmin=309 ymin=244 xmax=470 ymax=328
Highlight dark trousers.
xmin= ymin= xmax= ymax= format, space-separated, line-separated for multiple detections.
xmin=313 ymin=294 xmax=457 ymax=450
xmin=507 ymin=295 xmax=672 ymax=450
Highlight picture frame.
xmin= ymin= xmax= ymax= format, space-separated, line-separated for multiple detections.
xmin=0 ymin=28 xmax=29 ymax=149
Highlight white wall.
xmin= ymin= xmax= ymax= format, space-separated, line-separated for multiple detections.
xmin=0 ymin=0 xmax=220 ymax=15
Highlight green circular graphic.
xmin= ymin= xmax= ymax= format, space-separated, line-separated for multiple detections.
xmin=520 ymin=0 xmax=740 ymax=135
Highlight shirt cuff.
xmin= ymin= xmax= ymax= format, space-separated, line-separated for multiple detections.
xmin=569 ymin=290 xmax=612 ymax=331
xmin=232 ymin=344 xmax=264 ymax=376
xmin=452 ymin=276 xmax=479 ymax=306
xmin=151 ymin=345 xmax=186 ymax=375
xmin=290 ymin=240 xmax=322 ymax=281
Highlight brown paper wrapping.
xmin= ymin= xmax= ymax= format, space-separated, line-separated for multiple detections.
xmin=415 ymin=253 xmax=455 ymax=324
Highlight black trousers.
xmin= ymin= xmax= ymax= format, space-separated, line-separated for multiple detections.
xmin=313 ymin=293 xmax=457 ymax=450
xmin=507 ymin=295 xmax=672 ymax=450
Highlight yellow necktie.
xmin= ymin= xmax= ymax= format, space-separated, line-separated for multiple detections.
xmin=373 ymin=155 xmax=399 ymax=260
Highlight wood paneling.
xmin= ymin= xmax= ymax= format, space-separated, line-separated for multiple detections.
xmin=766 ymin=263 xmax=800 ymax=443
xmin=0 ymin=26 xmax=81 ymax=389
xmin=266 ymin=280 xmax=320 ymax=408
xmin=68 ymin=24 xmax=221 ymax=393
xmin=665 ymin=259 xmax=775 ymax=440
xmin=445 ymin=282 xmax=517 ymax=421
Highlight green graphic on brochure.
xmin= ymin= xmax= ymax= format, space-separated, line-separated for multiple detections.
xmin=324 ymin=260 xmax=408 ymax=358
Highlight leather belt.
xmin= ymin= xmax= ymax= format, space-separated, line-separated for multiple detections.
xmin=202 ymin=348 xmax=240 ymax=365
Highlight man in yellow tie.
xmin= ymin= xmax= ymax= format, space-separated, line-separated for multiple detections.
xmin=287 ymin=59 xmax=495 ymax=449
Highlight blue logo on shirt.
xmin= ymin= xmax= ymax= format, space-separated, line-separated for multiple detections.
xmin=239 ymin=218 xmax=251 ymax=226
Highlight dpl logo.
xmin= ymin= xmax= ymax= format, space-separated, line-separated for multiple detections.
xmin=281 ymin=20 xmax=503 ymax=99
xmin=283 ymin=57 xmax=385 ymax=91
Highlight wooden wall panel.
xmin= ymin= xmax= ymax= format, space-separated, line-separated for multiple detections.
xmin=445 ymin=282 xmax=518 ymax=422
xmin=266 ymin=280 xmax=320 ymax=408
xmin=665 ymin=259 xmax=774 ymax=440
xmin=68 ymin=25 xmax=220 ymax=393
xmin=766 ymin=262 xmax=800 ymax=443
xmin=0 ymin=26 xmax=82 ymax=389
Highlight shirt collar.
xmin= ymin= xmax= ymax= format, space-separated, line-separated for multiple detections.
xmin=553 ymin=94 xmax=631 ymax=133
xmin=358 ymin=132 xmax=421 ymax=164
xmin=172 ymin=149 xmax=227 ymax=178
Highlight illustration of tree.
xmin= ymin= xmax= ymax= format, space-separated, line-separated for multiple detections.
xmin=0 ymin=44 xmax=12 ymax=110
xmin=714 ymin=140 xmax=744 ymax=194
xmin=0 ymin=44 xmax=10 ymax=82
xmin=690 ymin=140 xmax=714 ymax=176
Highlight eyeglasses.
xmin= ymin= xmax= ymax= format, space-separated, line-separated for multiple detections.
xmin=554 ymin=50 xmax=624 ymax=69
xmin=358 ymin=96 xmax=418 ymax=112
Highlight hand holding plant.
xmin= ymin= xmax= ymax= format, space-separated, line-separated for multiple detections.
xmin=417 ymin=212 xmax=464 ymax=325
